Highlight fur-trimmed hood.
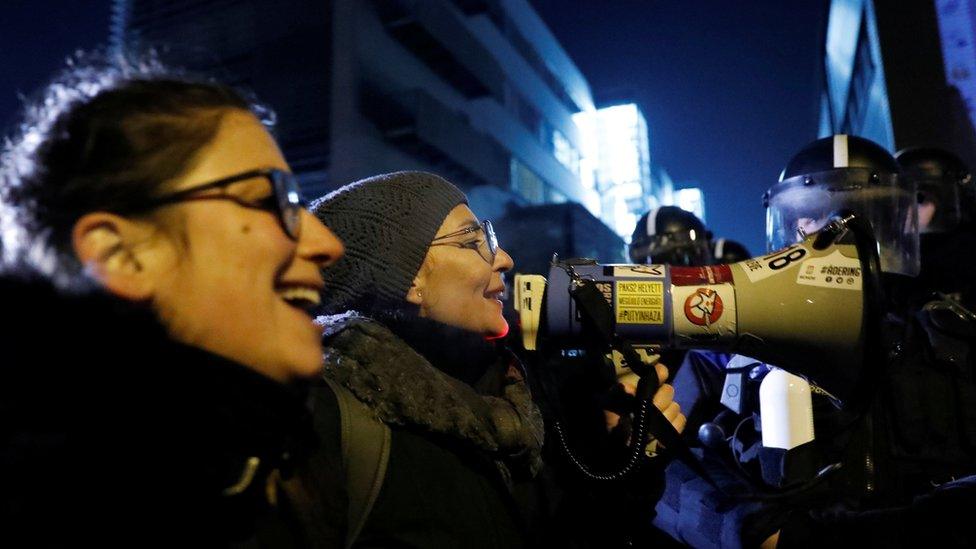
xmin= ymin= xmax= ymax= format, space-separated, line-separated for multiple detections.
xmin=317 ymin=311 xmax=544 ymax=477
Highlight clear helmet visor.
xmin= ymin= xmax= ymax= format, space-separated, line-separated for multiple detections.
xmin=766 ymin=170 xmax=919 ymax=276
xmin=916 ymin=177 xmax=962 ymax=233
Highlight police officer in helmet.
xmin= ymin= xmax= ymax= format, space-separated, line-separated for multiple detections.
xmin=712 ymin=238 xmax=751 ymax=263
xmin=896 ymin=146 xmax=976 ymax=308
xmin=766 ymin=134 xmax=919 ymax=278
xmin=629 ymin=206 xmax=716 ymax=390
xmin=630 ymin=206 xmax=713 ymax=266
xmin=655 ymin=135 xmax=976 ymax=548
xmin=897 ymin=147 xmax=971 ymax=231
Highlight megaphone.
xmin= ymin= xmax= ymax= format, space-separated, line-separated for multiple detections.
xmin=515 ymin=215 xmax=883 ymax=407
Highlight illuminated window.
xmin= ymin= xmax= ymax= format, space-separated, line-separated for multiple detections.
xmin=548 ymin=186 xmax=568 ymax=203
xmin=675 ymin=187 xmax=706 ymax=223
xmin=552 ymin=129 xmax=579 ymax=174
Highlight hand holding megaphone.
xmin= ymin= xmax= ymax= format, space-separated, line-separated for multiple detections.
xmin=605 ymin=359 xmax=686 ymax=439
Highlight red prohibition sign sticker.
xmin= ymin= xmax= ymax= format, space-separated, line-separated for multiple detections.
xmin=684 ymin=288 xmax=724 ymax=327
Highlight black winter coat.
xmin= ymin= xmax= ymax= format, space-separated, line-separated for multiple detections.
xmin=0 ymin=274 xmax=323 ymax=547
xmin=312 ymin=312 xmax=545 ymax=549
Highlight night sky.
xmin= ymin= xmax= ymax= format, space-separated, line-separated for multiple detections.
xmin=2 ymin=1 xmax=825 ymax=254
xmin=529 ymin=0 xmax=826 ymax=254
xmin=0 ymin=1 xmax=111 ymax=130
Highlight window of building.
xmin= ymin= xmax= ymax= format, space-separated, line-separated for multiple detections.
xmin=540 ymin=119 xmax=554 ymax=151
xmin=552 ymin=128 xmax=580 ymax=175
xmin=510 ymin=158 xmax=546 ymax=204
xmin=507 ymin=86 xmax=542 ymax=137
xmin=547 ymin=185 xmax=568 ymax=203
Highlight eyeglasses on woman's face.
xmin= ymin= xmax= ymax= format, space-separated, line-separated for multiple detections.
xmin=430 ymin=219 xmax=498 ymax=264
xmin=127 ymin=168 xmax=305 ymax=240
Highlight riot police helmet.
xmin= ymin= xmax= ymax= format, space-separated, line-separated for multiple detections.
xmin=712 ymin=238 xmax=751 ymax=263
xmin=765 ymin=134 xmax=919 ymax=276
xmin=629 ymin=206 xmax=713 ymax=265
xmin=895 ymin=147 xmax=973 ymax=233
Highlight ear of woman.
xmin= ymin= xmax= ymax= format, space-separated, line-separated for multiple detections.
xmin=72 ymin=212 xmax=161 ymax=301
xmin=406 ymin=287 xmax=423 ymax=305
xmin=407 ymin=256 xmax=434 ymax=307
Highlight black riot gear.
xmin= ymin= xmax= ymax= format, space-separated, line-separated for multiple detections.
xmin=765 ymin=134 xmax=919 ymax=276
xmin=895 ymin=147 xmax=973 ymax=232
xmin=653 ymin=135 xmax=976 ymax=549
xmin=629 ymin=206 xmax=712 ymax=265
xmin=711 ymin=238 xmax=751 ymax=263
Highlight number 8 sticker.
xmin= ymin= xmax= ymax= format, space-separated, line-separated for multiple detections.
xmin=768 ymin=246 xmax=807 ymax=270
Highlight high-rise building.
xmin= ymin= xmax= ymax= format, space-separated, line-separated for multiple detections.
xmin=574 ymin=103 xmax=702 ymax=239
xmin=574 ymin=103 xmax=650 ymax=237
xmin=112 ymin=0 xmax=594 ymax=211
xmin=819 ymin=0 xmax=976 ymax=167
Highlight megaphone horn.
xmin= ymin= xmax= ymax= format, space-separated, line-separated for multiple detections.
xmin=514 ymin=215 xmax=883 ymax=407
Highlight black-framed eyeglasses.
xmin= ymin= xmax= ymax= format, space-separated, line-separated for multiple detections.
xmin=430 ymin=219 xmax=498 ymax=264
xmin=129 ymin=168 xmax=304 ymax=240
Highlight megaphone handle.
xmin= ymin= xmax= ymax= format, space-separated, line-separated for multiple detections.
xmin=565 ymin=279 xmax=722 ymax=487
xmin=569 ymin=280 xmax=652 ymax=379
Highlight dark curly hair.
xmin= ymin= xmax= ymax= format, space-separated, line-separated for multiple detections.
xmin=0 ymin=51 xmax=275 ymax=286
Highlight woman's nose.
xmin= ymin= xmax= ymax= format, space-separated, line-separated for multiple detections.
xmin=298 ymin=209 xmax=345 ymax=268
xmin=494 ymin=246 xmax=514 ymax=272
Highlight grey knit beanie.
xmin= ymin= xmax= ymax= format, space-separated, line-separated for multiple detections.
xmin=311 ymin=171 xmax=468 ymax=314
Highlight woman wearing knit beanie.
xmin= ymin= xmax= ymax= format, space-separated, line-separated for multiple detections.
xmin=305 ymin=171 xmax=681 ymax=548
xmin=301 ymin=171 xmax=536 ymax=548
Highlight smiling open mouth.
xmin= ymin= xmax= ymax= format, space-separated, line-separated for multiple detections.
xmin=276 ymin=286 xmax=322 ymax=313
xmin=485 ymin=288 xmax=506 ymax=301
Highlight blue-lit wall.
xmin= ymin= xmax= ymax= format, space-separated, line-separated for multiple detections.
xmin=935 ymin=0 xmax=976 ymax=133
xmin=819 ymin=0 xmax=895 ymax=150
xmin=331 ymin=0 xmax=593 ymax=213
xmin=820 ymin=0 xmax=976 ymax=171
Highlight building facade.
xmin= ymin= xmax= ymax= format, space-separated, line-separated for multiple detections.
xmin=111 ymin=0 xmax=705 ymax=261
xmin=819 ymin=0 xmax=976 ymax=168
xmin=112 ymin=0 xmax=595 ymax=214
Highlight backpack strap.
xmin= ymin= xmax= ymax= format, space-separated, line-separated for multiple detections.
xmin=322 ymin=377 xmax=392 ymax=549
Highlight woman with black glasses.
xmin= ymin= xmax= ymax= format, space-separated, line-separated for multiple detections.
xmin=0 ymin=55 xmax=343 ymax=545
